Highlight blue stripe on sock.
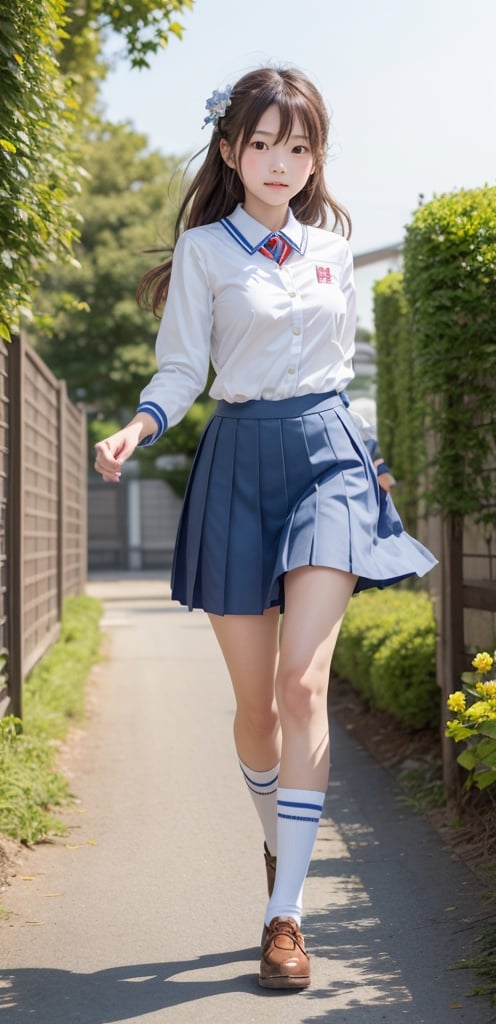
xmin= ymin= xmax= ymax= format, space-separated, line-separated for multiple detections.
xmin=241 ymin=770 xmax=279 ymax=789
xmin=246 ymin=784 xmax=277 ymax=796
xmin=278 ymin=813 xmax=321 ymax=823
xmin=277 ymin=799 xmax=323 ymax=812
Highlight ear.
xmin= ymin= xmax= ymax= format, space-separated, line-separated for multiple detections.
xmin=219 ymin=138 xmax=236 ymax=169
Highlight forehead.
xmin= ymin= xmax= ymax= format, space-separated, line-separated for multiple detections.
xmin=252 ymin=104 xmax=307 ymax=137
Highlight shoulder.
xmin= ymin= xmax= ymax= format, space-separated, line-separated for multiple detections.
xmin=306 ymin=224 xmax=351 ymax=255
xmin=174 ymin=222 xmax=225 ymax=255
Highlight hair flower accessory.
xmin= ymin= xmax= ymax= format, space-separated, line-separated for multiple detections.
xmin=202 ymin=85 xmax=232 ymax=128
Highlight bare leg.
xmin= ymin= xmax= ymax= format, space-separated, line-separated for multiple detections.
xmin=276 ymin=565 xmax=358 ymax=792
xmin=208 ymin=606 xmax=281 ymax=770
xmin=260 ymin=566 xmax=358 ymax=986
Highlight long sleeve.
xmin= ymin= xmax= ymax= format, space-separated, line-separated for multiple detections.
xmin=137 ymin=231 xmax=213 ymax=442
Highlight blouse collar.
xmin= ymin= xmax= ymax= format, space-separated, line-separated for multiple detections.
xmin=220 ymin=203 xmax=308 ymax=256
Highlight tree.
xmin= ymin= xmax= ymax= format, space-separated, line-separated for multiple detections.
xmin=61 ymin=0 xmax=194 ymax=72
xmin=0 ymin=0 xmax=194 ymax=339
xmin=32 ymin=121 xmax=183 ymax=416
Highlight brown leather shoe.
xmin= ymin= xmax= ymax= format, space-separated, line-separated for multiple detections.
xmin=264 ymin=842 xmax=277 ymax=897
xmin=259 ymin=916 xmax=310 ymax=989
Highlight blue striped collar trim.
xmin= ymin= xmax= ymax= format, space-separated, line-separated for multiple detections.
xmin=220 ymin=204 xmax=307 ymax=257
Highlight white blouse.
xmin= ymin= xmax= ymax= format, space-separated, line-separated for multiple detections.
xmin=137 ymin=203 xmax=356 ymax=443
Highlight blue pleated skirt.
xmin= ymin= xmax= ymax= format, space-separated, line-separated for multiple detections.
xmin=171 ymin=391 xmax=437 ymax=615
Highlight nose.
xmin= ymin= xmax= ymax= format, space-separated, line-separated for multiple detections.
xmin=271 ymin=150 xmax=287 ymax=173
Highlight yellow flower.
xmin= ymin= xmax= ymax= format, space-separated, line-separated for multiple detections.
xmin=447 ymin=691 xmax=466 ymax=714
xmin=472 ymin=652 xmax=494 ymax=673
xmin=445 ymin=719 xmax=460 ymax=734
xmin=476 ymin=680 xmax=496 ymax=700
xmin=465 ymin=701 xmax=491 ymax=722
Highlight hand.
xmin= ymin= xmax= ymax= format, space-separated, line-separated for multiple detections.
xmin=94 ymin=422 xmax=143 ymax=483
xmin=378 ymin=471 xmax=396 ymax=493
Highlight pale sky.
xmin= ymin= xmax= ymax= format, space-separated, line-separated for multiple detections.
xmin=100 ymin=0 xmax=496 ymax=328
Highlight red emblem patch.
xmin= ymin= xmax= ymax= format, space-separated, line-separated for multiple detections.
xmin=316 ymin=266 xmax=332 ymax=283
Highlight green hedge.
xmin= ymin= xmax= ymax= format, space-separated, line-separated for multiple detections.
xmin=403 ymin=186 xmax=496 ymax=523
xmin=333 ymin=589 xmax=439 ymax=730
xmin=373 ymin=273 xmax=423 ymax=534
xmin=0 ymin=0 xmax=82 ymax=338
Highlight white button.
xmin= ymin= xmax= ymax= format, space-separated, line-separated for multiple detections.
xmin=288 ymin=368 xmax=296 ymax=375
xmin=292 ymin=327 xmax=301 ymax=335
xmin=288 ymin=290 xmax=296 ymax=297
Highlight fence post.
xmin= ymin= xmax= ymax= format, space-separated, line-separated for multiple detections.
xmin=7 ymin=336 xmax=24 ymax=718
xmin=440 ymin=514 xmax=465 ymax=801
xmin=57 ymin=380 xmax=66 ymax=618
xmin=80 ymin=407 xmax=88 ymax=592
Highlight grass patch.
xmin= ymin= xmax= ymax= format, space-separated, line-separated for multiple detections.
xmin=0 ymin=595 xmax=102 ymax=846
xmin=397 ymin=754 xmax=445 ymax=812
xmin=454 ymin=918 xmax=496 ymax=1006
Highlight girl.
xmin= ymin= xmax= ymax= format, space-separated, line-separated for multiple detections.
xmin=94 ymin=66 xmax=437 ymax=990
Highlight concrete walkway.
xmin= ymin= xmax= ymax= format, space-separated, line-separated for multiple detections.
xmin=0 ymin=575 xmax=494 ymax=1023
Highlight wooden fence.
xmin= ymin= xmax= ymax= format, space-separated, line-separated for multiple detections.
xmin=1 ymin=334 xmax=87 ymax=718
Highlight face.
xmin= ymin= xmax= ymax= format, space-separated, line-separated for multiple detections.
xmin=220 ymin=104 xmax=315 ymax=227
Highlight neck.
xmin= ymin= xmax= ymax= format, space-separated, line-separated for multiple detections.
xmin=242 ymin=199 xmax=289 ymax=233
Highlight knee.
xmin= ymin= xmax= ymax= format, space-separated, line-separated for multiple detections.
xmin=276 ymin=664 xmax=328 ymax=724
xmin=235 ymin=703 xmax=280 ymax=742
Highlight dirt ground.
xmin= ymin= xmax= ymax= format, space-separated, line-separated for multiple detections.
xmin=330 ymin=676 xmax=496 ymax=875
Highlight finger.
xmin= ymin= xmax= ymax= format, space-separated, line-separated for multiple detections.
xmin=94 ymin=448 xmax=123 ymax=473
xmin=96 ymin=467 xmax=122 ymax=483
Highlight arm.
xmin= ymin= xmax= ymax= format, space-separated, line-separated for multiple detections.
xmin=345 ymin=397 xmax=396 ymax=493
xmin=136 ymin=230 xmax=213 ymax=443
xmin=94 ymin=231 xmax=213 ymax=480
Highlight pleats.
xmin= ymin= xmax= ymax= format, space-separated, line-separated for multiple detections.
xmin=171 ymin=394 xmax=437 ymax=614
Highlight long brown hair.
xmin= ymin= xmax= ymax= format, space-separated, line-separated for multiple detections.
xmin=137 ymin=66 xmax=351 ymax=315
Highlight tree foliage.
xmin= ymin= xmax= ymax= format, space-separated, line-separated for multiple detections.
xmin=33 ymin=121 xmax=182 ymax=414
xmin=0 ymin=0 xmax=194 ymax=339
xmin=33 ymin=119 xmax=215 ymax=461
xmin=403 ymin=186 xmax=496 ymax=522
xmin=61 ymin=0 xmax=194 ymax=72
xmin=0 ymin=0 xmax=82 ymax=338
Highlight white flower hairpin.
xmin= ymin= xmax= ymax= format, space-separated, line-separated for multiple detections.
xmin=202 ymin=86 xmax=233 ymax=129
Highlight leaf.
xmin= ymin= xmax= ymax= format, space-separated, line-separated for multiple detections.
xmin=475 ymin=770 xmax=496 ymax=791
xmin=479 ymin=721 xmax=496 ymax=739
xmin=461 ymin=672 xmax=477 ymax=685
xmin=0 ymin=322 xmax=11 ymax=341
xmin=457 ymin=748 xmax=478 ymax=770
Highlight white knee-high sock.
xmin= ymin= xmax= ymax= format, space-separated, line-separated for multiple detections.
xmin=264 ymin=787 xmax=325 ymax=927
xmin=239 ymin=758 xmax=279 ymax=855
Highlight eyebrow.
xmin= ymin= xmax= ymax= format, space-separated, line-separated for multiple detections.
xmin=252 ymin=129 xmax=309 ymax=140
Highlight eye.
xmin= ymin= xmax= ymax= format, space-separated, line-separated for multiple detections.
xmin=292 ymin=145 xmax=309 ymax=154
xmin=251 ymin=140 xmax=268 ymax=150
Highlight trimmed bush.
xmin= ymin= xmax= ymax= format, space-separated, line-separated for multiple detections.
xmin=333 ymin=589 xmax=439 ymax=730
xmin=373 ymin=273 xmax=423 ymax=534
xmin=403 ymin=186 xmax=496 ymax=523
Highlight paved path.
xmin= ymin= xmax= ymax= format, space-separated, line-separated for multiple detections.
xmin=0 ymin=575 xmax=494 ymax=1024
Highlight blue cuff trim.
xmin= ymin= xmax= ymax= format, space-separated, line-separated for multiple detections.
xmin=136 ymin=402 xmax=168 ymax=446
xmin=364 ymin=437 xmax=378 ymax=460
xmin=377 ymin=461 xmax=391 ymax=476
